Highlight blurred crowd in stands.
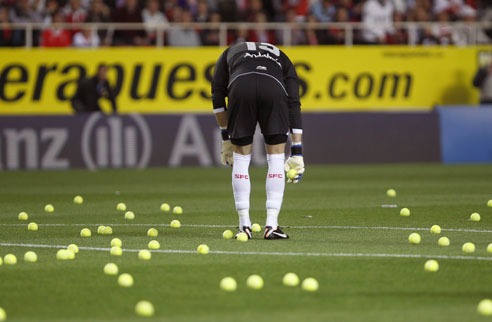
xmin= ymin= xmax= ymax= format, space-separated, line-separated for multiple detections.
xmin=0 ymin=0 xmax=490 ymax=47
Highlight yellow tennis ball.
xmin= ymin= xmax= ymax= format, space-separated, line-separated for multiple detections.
xmin=478 ymin=299 xmax=492 ymax=316
xmin=438 ymin=237 xmax=450 ymax=247
xmin=23 ymin=251 xmax=37 ymax=263
xmin=118 ymin=273 xmax=134 ymax=287
xmin=251 ymin=223 xmax=261 ymax=233
xmin=287 ymin=169 xmax=297 ymax=180
xmin=116 ymin=202 xmax=127 ymax=211
xmin=400 ymin=208 xmax=410 ymax=217
xmin=103 ymin=263 xmax=119 ymax=275
xmin=462 ymin=242 xmax=475 ymax=253
xmin=408 ymin=232 xmax=421 ymax=245
xmin=73 ymin=195 xmax=83 ymax=204
xmin=470 ymin=212 xmax=481 ymax=222
xmin=170 ymin=219 xmax=181 ymax=228
xmin=160 ymin=203 xmax=171 ymax=212
xmin=424 ymin=259 xmax=439 ymax=272
xmin=138 ymin=249 xmax=152 ymax=260
xmin=102 ymin=226 xmax=113 ymax=235
xmin=44 ymin=204 xmax=54 ymax=213
xmin=18 ymin=211 xmax=28 ymax=221
xmin=147 ymin=228 xmax=158 ymax=237
xmin=0 ymin=307 xmax=6 ymax=321
xmin=67 ymin=244 xmax=79 ymax=254
xmin=222 ymin=230 xmax=234 ymax=239
xmin=110 ymin=246 xmax=123 ymax=256
xmin=430 ymin=225 xmax=441 ymax=234
xmin=236 ymin=232 xmax=248 ymax=242
xmin=172 ymin=206 xmax=183 ymax=215
xmin=219 ymin=277 xmax=237 ymax=292
xmin=135 ymin=300 xmax=154 ymax=317
xmin=4 ymin=254 xmax=17 ymax=265
xmin=80 ymin=228 xmax=91 ymax=237
xmin=487 ymin=243 xmax=492 ymax=253
xmin=124 ymin=211 xmax=135 ymax=220
xmin=56 ymin=249 xmax=71 ymax=260
xmin=197 ymin=244 xmax=209 ymax=254
xmin=27 ymin=222 xmax=38 ymax=231
xmin=246 ymin=274 xmax=264 ymax=290
xmin=110 ymin=238 xmax=122 ymax=248
xmin=148 ymin=240 xmax=160 ymax=250
xmin=282 ymin=273 xmax=300 ymax=287
xmin=301 ymin=277 xmax=319 ymax=292
xmin=386 ymin=188 xmax=397 ymax=197
xmin=487 ymin=200 xmax=492 ymax=208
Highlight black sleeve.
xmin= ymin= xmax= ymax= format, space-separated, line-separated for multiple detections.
xmin=473 ymin=68 xmax=488 ymax=88
xmin=211 ymin=49 xmax=230 ymax=112
xmin=104 ymin=80 xmax=118 ymax=113
xmin=283 ymin=53 xmax=302 ymax=132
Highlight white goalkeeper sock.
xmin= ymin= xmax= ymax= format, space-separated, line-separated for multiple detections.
xmin=266 ymin=153 xmax=285 ymax=229
xmin=232 ymin=152 xmax=251 ymax=228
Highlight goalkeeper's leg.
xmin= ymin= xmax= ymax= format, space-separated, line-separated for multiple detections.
xmin=232 ymin=146 xmax=252 ymax=238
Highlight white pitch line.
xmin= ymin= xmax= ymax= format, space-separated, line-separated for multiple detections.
xmin=1 ymin=242 xmax=492 ymax=262
xmin=1 ymin=223 xmax=492 ymax=234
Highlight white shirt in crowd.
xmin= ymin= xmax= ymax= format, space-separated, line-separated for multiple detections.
xmin=362 ymin=0 xmax=395 ymax=43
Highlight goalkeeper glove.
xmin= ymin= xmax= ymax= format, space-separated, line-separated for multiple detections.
xmin=284 ymin=143 xmax=304 ymax=184
xmin=220 ymin=129 xmax=233 ymax=166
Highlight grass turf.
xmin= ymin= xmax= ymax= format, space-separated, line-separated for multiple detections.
xmin=0 ymin=164 xmax=492 ymax=322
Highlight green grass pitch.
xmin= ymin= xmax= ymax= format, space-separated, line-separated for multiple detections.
xmin=1 ymin=164 xmax=492 ymax=322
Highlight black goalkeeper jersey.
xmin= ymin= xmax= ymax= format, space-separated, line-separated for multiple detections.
xmin=212 ymin=42 xmax=302 ymax=132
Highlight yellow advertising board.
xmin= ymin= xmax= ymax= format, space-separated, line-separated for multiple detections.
xmin=0 ymin=46 xmax=487 ymax=114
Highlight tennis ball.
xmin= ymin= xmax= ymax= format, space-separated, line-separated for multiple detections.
xmin=66 ymin=249 xmax=75 ymax=260
xmin=172 ymin=206 xmax=183 ymax=215
xmin=282 ymin=272 xmax=300 ymax=287
xmin=400 ymin=208 xmax=410 ymax=217
xmin=223 ymin=230 xmax=234 ymax=239
xmin=73 ymin=195 xmax=83 ymax=204
xmin=478 ymin=299 xmax=492 ymax=316
xmin=110 ymin=238 xmax=122 ymax=248
xmin=408 ymin=232 xmax=421 ymax=245
xmin=118 ymin=273 xmax=134 ymax=287
xmin=23 ymin=251 xmax=37 ymax=263
xmin=197 ymin=244 xmax=209 ymax=254
xmin=135 ymin=300 xmax=154 ymax=317
xmin=160 ymin=203 xmax=171 ymax=212
xmin=170 ymin=219 xmax=181 ymax=228
xmin=102 ymin=226 xmax=113 ymax=235
xmin=18 ymin=211 xmax=28 ymax=221
xmin=147 ymin=228 xmax=158 ymax=237
xmin=44 ymin=204 xmax=54 ymax=213
xmin=424 ymin=259 xmax=439 ymax=272
xmin=488 ymin=199 xmax=492 ymax=207
xmin=438 ymin=236 xmax=450 ymax=247
xmin=67 ymin=244 xmax=79 ymax=254
xmin=103 ymin=263 xmax=119 ymax=275
xmin=430 ymin=224 xmax=441 ymax=234
xmin=236 ymin=232 xmax=248 ymax=242
xmin=4 ymin=254 xmax=17 ymax=265
xmin=470 ymin=212 xmax=481 ymax=222
xmin=386 ymin=188 xmax=397 ymax=197
xmin=219 ymin=277 xmax=237 ymax=292
xmin=138 ymin=249 xmax=152 ymax=260
xmin=0 ymin=307 xmax=6 ymax=321
xmin=287 ymin=169 xmax=297 ymax=180
xmin=246 ymin=274 xmax=264 ymax=290
xmin=116 ymin=202 xmax=127 ymax=211
xmin=301 ymin=277 xmax=319 ymax=292
xmin=27 ymin=222 xmax=38 ymax=231
xmin=148 ymin=240 xmax=160 ymax=250
xmin=97 ymin=225 xmax=106 ymax=234
xmin=0 ymin=257 xmax=3 ymax=266
xmin=56 ymin=249 xmax=71 ymax=260
xmin=110 ymin=246 xmax=123 ymax=256
xmin=487 ymin=243 xmax=492 ymax=253
xmin=251 ymin=223 xmax=261 ymax=233
xmin=80 ymin=228 xmax=91 ymax=237
xmin=462 ymin=242 xmax=475 ymax=253
xmin=124 ymin=211 xmax=135 ymax=220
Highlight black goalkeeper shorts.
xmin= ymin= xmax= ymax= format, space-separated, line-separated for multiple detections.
xmin=227 ymin=74 xmax=289 ymax=146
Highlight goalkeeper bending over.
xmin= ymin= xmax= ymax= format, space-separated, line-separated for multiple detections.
xmin=211 ymin=41 xmax=305 ymax=240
